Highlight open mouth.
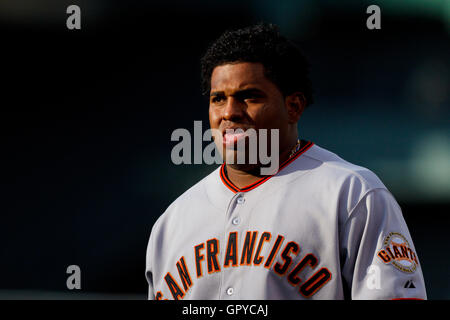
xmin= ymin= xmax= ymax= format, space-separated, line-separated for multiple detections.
xmin=222 ymin=128 xmax=254 ymax=147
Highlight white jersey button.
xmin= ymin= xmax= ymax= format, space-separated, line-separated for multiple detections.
xmin=237 ymin=196 xmax=245 ymax=204
xmin=232 ymin=217 xmax=240 ymax=225
xmin=226 ymin=287 xmax=234 ymax=296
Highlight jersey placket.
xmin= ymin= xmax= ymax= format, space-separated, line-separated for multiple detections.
xmin=219 ymin=191 xmax=248 ymax=299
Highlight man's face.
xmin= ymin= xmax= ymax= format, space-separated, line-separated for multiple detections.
xmin=208 ymin=62 xmax=291 ymax=165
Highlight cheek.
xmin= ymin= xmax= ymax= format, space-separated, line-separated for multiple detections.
xmin=252 ymin=103 xmax=287 ymax=128
xmin=208 ymin=108 xmax=223 ymax=147
xmin=209 ymin=107 xmax=220 ymax=128
xmin=208 ymin=107 xmax=217 ymax=126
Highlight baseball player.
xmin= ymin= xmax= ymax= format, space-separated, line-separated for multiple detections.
xmin=145 ymin=23 xmax=426 ymax=300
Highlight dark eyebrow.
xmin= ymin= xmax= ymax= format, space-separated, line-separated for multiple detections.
xmin=210 ymin=91 xmax=224 ymax=97
xmin=232 ymin=88 xmax=265 ymax=97
xmin=210 ymin=88 xmax=264 ymax=97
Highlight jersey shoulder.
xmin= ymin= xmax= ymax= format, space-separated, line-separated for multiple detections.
xmin=303 ymin=143 xmax=386 ymax=189
xmin=299 ymin=143 xmax=391 ymax=213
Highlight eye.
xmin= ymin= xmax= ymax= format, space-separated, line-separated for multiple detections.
xmin=236 ymin=91 xmax=264 ymax=103
xmin=211 ymin=95 xmax=225 ymax=103
xmin=244 ymin=94 xmax=260 ymax=102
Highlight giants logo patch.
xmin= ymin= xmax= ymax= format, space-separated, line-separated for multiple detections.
xmin=377 ymin=232 xmax=418 ymax=273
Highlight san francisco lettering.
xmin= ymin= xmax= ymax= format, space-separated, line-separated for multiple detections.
xmin=155 ymin=230 xmax=332 ymax=300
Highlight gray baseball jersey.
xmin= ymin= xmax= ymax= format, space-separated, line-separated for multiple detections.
xmin=145 ymin=140 xmax=426 ymax=300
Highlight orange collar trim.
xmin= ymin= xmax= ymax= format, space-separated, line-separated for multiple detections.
xmin=220 ymin=140 xmax=314 ymax=193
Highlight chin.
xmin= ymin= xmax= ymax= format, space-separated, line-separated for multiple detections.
xmin=225 ymin=162 xmax=261 ymax=174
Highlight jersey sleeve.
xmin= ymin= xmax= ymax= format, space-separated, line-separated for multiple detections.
xmin=340 ymin=188 xmax=427 ymax=300
xmin=145 ymin=221 xmax=158 ymax=300
xmin=146 ymin=271 xmax=155 ymax=300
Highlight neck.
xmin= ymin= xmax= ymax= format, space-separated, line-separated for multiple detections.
xmin=224 ymin=137 xmax=298 ymax=189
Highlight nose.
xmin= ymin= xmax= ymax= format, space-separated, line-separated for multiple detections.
xmin=223 ymin=97 xmax=246 ymax=121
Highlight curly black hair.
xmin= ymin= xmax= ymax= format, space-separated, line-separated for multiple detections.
xmin=200 ymin=23 xmax=314 ymax=106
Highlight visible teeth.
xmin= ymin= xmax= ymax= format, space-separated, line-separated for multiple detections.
xmin=223 ymin=131 xmax=247 ymax=143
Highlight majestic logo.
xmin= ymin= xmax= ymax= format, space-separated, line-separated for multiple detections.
xmin=404 ymin=280 xmax=416 ymax=289
xmin=377 ymin=232 xmax=418 ymax=273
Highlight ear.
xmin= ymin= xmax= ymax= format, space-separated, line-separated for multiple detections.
xmin=285 ymin=92 xmax=306 ymax=124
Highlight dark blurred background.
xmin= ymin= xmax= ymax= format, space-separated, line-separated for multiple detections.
xmin=0 ymin=0 xmax=449 ymax=299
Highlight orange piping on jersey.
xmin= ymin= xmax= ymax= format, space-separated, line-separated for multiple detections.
xmin=220 ymin=140 xmax=314 ymax=193
xmin=220 ymin=164 xmax=241 ymax=193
